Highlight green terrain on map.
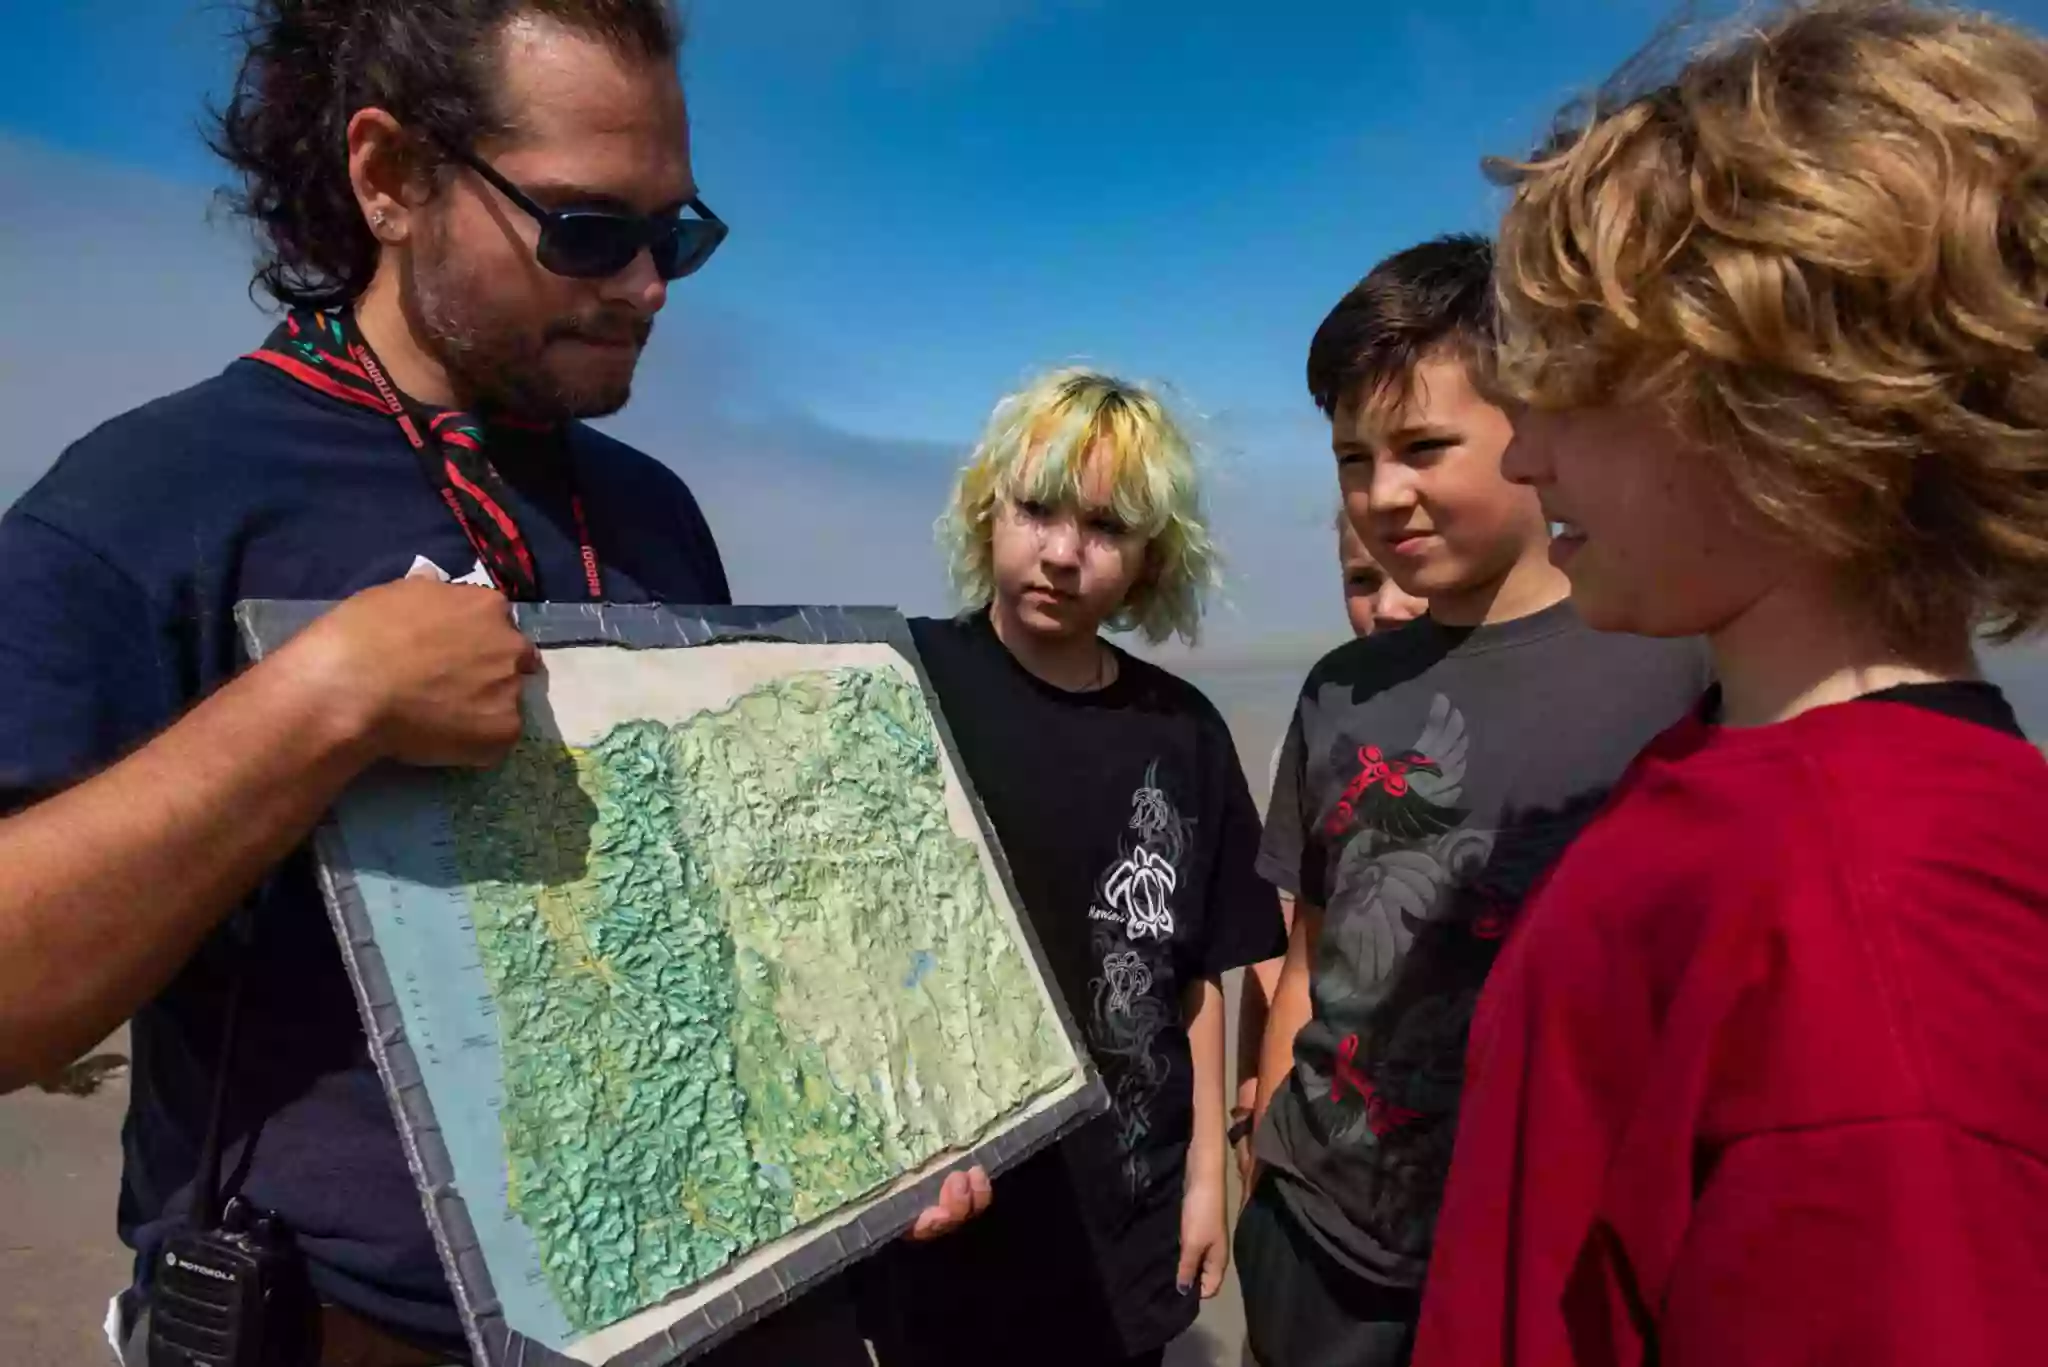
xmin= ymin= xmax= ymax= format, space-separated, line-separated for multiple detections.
xmin=445 ymin=665 xmax=1075 ymax=1332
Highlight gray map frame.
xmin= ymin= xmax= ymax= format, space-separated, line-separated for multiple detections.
xmin=235 ymin=600 xmax=1109 ymax=1367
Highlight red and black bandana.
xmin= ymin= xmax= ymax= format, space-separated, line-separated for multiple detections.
xmin=248 ymin=309 xmax=599 ymax=601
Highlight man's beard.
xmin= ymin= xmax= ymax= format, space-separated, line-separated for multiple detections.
xmin=402 ymin=234 xmax=652 ymax=422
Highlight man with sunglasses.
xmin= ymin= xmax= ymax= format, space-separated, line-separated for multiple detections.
xmin=0 ymin=2 xmax=984 ymax=1363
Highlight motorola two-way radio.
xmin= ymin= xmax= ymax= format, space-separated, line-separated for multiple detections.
xmin=146 ymin=956 xmax=315 ymax=1366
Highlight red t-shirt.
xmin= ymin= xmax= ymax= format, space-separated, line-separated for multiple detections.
xmin=1415 ymin=686 xmax=2048 ymax=1367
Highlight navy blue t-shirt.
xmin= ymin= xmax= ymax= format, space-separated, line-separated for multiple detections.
xmin=0 ymin=356 xmax=730 ymax=1341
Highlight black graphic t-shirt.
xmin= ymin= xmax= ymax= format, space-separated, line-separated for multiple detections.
xmin=858 ymin=610 xmax=1284 ymax=1361
xmin=1254 ymin=602 xmax=1711 ymax=1287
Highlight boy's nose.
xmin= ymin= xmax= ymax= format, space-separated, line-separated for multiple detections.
xmin=1039 ymin=518 xmax=1083 ymax=566
xmin=1368 ymin=461 xmax=1420 ymax=515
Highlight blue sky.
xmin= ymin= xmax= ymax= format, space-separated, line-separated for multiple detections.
xmin=0 ymin=0 xmax=1693 ymax=443
xmin=8 ymin=0 xmax=2048 ymax=648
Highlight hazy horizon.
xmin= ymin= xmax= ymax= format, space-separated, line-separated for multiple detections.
xmin=3 ymin=132 xmax=2042 ymax=747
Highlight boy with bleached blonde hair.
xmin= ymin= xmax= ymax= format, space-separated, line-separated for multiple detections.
xmin=1418 ymin=5 xmax=2048 ymax=1365
xmin=856 ymin=367 xmax=1284 ymax=1367
xmin=935 ymin=365 xmax=1218 ymax=650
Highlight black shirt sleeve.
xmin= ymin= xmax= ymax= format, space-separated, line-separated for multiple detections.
xmin=1255 ymin=695 xmax=1325 ymax=906
xmin=1194 ymin=709 xmax=1287 ymax=978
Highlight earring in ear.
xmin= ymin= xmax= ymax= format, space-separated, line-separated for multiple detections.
xmin=370 ymin=210 xmax=390 ymax=237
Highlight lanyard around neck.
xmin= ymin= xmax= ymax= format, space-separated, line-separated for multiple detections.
xmin=349 ymin=335 xmax=605 ymax=602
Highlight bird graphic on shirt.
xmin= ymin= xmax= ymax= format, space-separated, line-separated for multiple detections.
xmin=1311 ymin=697 xmax=1475 ymax=1008
xmin=1321 ymin=692 xmax=1470 ymax=844
xmin=1307 ymin=700 xmax=1619 ymax=1173
xmin=1308 ymin=695 xmax=1481 ymax=1151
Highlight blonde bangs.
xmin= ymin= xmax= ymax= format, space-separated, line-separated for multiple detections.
xmin=1005 ymin=395 xmax=1178 ymax=539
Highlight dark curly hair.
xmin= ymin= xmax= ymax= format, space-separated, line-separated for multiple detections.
xmin=1305 ymin=233 xmax=1497 ymax=419
xmin=209 ymin=0 xmax=683 ymax=309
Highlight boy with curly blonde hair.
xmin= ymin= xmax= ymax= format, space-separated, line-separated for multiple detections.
xmin=1417 ymin=5 xmax=2048 ymax=1365
xmin=857 ymin=368 xmax=1284 ymax=1367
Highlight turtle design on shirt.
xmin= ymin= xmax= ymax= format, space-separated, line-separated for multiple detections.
xmin=1094 ymin=758 xmax=1192 ymax=941
xmin=1084 ymin=758 xmax=1196 ymax=1195
xmin=1088 ymin=926 xmax=1178 ymax=1195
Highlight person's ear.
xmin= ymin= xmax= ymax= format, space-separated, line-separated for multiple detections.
xmin=347 ymin=107 xmax=435 ymax=248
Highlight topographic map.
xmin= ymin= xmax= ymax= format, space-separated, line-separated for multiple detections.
xmin=259 ymin=614 xmax=1101 ymax=1367
xmin=444 ymin=665 xmax=1071 ymax=1332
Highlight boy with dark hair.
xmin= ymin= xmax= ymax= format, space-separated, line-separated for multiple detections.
xmin=1235 ymin=234 xmax=1710 ymax=1367
xmin=1418 ymin=5 xmax=2048 ymax=1364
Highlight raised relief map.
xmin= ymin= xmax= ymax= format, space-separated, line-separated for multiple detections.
xmin=447 ymin=667 xmax=1069 ymax=1332
xmin=238 ymin=605 xmax=1100 ymax=1367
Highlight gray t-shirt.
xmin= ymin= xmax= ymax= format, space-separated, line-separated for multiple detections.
xmin=1254 ymin=602 xmax=1711 ymax=1286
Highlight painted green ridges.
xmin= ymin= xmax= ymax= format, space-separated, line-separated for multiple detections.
xmin=447 ymin=666 xmax=1074 ymax=1333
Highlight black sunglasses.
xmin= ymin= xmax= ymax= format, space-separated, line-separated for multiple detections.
xmin=449 ymin=147 xmax=728 ymax=282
